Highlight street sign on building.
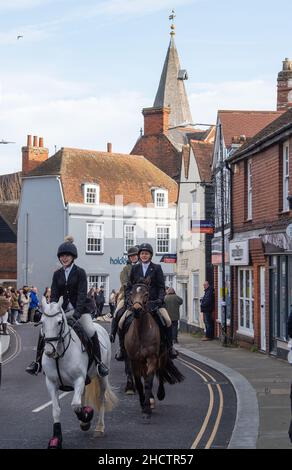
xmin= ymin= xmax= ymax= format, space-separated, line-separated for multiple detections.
xmin=191 ymin=220 xmax=214 ymax=234
xmin=229 ymin=240 xmax=249 ymax=265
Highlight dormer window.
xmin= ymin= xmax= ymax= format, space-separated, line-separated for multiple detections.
xmin=154 ymin=189 xmax=168 ymax=208
xmin=84 ymin=184 xmax=99 ymax=205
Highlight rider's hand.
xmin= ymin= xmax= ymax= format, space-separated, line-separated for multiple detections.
xmin=73 ymin=310 xmax=81 ymax=321
xmin=109 ymin=334 xmax=115 ymax=343
xmin=155 ymin=299 xmax=162 ymax=308
xmin=147 ymin=301 xmax=157 ymax=312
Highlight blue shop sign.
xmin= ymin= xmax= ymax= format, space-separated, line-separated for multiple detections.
xmin=110 ymin=256 xmax=128 ymax=265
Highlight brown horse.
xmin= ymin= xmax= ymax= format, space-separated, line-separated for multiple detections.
xmin=124 ymin=278 xmax=184 ymax=421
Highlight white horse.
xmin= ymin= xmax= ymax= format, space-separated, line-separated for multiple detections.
xmin=40 ymin=297 xmax=117 ymax=449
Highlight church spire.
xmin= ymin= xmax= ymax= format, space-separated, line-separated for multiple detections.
xmin=153 ymin=11 xmax=193 ymax=129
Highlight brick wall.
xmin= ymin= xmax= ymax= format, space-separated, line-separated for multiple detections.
xmin=0 ymin=243 xmax=16 ymax=279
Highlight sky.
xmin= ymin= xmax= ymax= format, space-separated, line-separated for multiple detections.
xmin=0 ymin=0 xmax=292 ymax=174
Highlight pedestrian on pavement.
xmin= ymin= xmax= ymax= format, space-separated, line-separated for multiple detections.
xmin=0 ymin=287 xmax=11 ymax=335
xmin=10 ymin=288 xmax=20 ymax=324
xmin=43 ymin=287 xmax=51 ymax=304
xmin=164 ymin=287 xmax=183 ymax=344
xmin=109 ymin=289 xmax=117 ymax=318
xmin=20 ymin=286 xmax=30 ymax=323
xmin=200 ymin=281 xmax=215 ymax=341
xmin=95 ymin=286 xmax=105 ymax=317
xmin=28 ymin=286 xmax=40 ymax=323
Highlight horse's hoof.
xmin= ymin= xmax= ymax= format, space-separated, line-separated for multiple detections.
xmin=150 ymin=398 xmax=155 ymax=409
xmin=80 ymin=421 xmax=91 ymax=431
xmin=82 ymin=406 xmax=94 ymax=423
xmin=157 ymin=388 xmax=165 ymax=401
xmin=125 ymin=388 xmax=135 ymax=395
xmin=48 ymin=437 xmax=62 ymax=449
xmin=95 ymin=430 xmax=105 ymax=437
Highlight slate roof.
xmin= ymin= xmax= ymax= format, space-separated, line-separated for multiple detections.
xmin=154 ymin=36 xmax=193 ymax=129
xmin=0 ymin=202 xmax=18 ymax=235
xmin=27 ymin=147 xmax=178 ymax=206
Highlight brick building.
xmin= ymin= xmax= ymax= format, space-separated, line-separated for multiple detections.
xmin=228 ymin=107 xmax=292 ymax=358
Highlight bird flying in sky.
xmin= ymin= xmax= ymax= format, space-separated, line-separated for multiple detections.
xmin=17 ymin=35 xmax=23 ymax=40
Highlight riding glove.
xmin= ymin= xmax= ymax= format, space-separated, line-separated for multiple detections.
xmin=73 ymin=310 xmax=82 ymax=321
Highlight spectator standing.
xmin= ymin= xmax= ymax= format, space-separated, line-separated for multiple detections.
xmin=109 ymin=289 xmax=116 ymax=318
xmin=20 ymin=286 xmax=30 ymax=323
xmin=28 ymin=287 xmax=40 ymax=322
xmin=164 ymin=287 xmax=183 ymax=343
xmin=43 ymin=287 xmax=51 ymax=304
xmin=95 ymin=286 xmax=105 ymax=317
xmin=10 ymin=288 xmax=20 ymax=325
xmin=200 ymin=281 xmax=215 ymax=340
xmin=0 ymin=287 xmax=11 ymax=335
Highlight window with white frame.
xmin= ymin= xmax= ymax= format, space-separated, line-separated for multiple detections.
xmin=84 ymin=184 xmax=99 ymax=205
xmin=88 ymin=275 xmax=109 ymax=303
xmin=283 ymin=141 xmax=289 ymax=211
xmin=156 ymin=226 xmax=170 ymax=253
xmin=86 ymin=223 xmax=104 ymax=253
xmin=238 ymin=268 xmax=254 ymax=336
xmin=124 ymin=224 xmax=136 ymax=253
xmin=247 ymin=160 xmax=252 ymax=220
xmin=191 ymin=190 xmax=199 ymax=219
xmin=154 ymin=189 xmax=168 ymax=208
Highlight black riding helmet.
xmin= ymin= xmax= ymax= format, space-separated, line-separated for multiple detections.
xmin=138 ymin=242 xmax=153 ymax=257
xmin=57 ymin=235 xmax=78 ymax=259
xmin=127 ymin=246 xmax=139 ymax=257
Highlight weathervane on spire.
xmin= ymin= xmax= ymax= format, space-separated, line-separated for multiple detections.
xmin=169 ymin=9 xmax=176 ymax=36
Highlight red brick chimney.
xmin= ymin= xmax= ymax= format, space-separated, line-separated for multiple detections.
xmin=277 ymin=58 xmax=292 ymax=110
xmin=142 ymin=106 xmax=171 ymax=136
xmin=22 ymin=134 xmax=49 ymax=175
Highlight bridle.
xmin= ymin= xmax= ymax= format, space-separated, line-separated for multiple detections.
xmin=43 ymin=308 xmax=72 ymax=359
xmin=129 ymin=283 xmax=149 ymax=313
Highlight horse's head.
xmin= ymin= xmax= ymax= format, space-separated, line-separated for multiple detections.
xmin=130 ymin=278 xmax=150 ymax=317
xmin=40 ymin=297 xmax=66 ymax=359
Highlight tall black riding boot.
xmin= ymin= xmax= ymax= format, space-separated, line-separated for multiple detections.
xmin=165 ymin=326 xmax=178 ymax=359
xmin=115 ymin=329 xmax=125 ymax=361
xmin=26 ymin=333 xmax=45 ymax=375
xmin=91 ymin=332 xmax=109 ymax=377
xmin=109 ymin=315 xmax=119 ymax=343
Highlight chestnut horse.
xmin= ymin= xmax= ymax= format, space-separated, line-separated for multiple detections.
xmin=124 ymin=279 xmax=184 ymax=421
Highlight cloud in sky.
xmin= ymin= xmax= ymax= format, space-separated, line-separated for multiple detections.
xmin=0 ymin=72 xmax=277 ymax=175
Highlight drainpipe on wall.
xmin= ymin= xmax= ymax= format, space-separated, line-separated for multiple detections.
xmin=24 ymin=212 xmax=29 ymax=285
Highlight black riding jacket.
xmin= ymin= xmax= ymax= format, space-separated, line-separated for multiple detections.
xmin=50 ymin=264 xmax=88 ymax=316
xmin=125 ymin=261 xmax=166 ymax=306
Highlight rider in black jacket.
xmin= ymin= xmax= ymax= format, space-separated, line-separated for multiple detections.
xmin=121 ymin=242 xmax=178 ymax=359
xmin=25 ymin=236 xmax=109 ymax=377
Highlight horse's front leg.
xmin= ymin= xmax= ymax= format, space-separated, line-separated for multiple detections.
xmin=143 ymin=374 xmax=154 ymax=421
xmin=71 ymin=376 xmax=86 ymax=416
xmin=95 ymin=376 xmax=106 ymax=436
xmin=46 ymin=377 xmax=62 ymax=449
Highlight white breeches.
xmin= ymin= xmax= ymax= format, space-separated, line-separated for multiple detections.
xmin=118 ymin=307 xmax=171 ymax=329
xmin=65 ymin=310 xmax=96 ymax=338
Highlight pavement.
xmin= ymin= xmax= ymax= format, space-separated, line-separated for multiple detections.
xmin=1 ymin=323 xmax=292 ymax=449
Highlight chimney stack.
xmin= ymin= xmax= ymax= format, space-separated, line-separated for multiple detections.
xmin=142 ymin=106 xmax=171 ymax=136
xmin=277 ymin=58 xmax=292 ymax=110
xmin=107 ymin=142 xmax=112 ymax=153
xmin=22 ymin=134 xmax=49 ymax=175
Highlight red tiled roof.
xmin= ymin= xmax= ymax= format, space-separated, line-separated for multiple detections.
xmin=219 ymin=110 xmax=283 ymax=148
xmin=27 ymin=147 xmax=178 ymax=206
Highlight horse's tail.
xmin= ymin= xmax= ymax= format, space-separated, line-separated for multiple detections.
xmin=83 ymin=376 xmax=118 ymax=412
xmin=157 ymin=356 xmax=185 ymax=385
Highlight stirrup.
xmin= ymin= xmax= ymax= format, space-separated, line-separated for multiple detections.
xmin=97 ymin=362 xmax=109 ymax=377
xmin=26 ymin=361 xmax=41 ymax=375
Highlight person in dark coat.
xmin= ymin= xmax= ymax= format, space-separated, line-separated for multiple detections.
xmin=95 ymin=286 xmax=105 ymax=317
xmin=120 ymin=242 xmax=178 ymax=359
xmin=200 ymin=281 xmax=215 ymax=340
xmin=25 ymin=236 xmax=108 ymax=377
xmin=164 ymin=287 xmax=183 ymax=343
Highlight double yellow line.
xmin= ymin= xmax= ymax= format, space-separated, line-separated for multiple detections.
xmin=2 ymin=325 xmax=22 ymax=366
xmin=178 ymin=356 xmax=224 ymax=449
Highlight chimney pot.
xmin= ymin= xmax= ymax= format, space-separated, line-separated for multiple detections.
xmin=33 ymin=135 xmax=38 ymax=146
xmin=39 ymin=137 xmax=44 ymax=147
xmin=27 ymin=135 xmax=32 ymax=146
xmin=107 ymin=142 xmax=112 ymax=153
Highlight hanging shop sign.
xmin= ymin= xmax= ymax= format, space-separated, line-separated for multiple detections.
xmin=229 ymin=240 xmax=249 ymax=265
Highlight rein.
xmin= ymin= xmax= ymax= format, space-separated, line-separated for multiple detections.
xmin=43 ymin=310 xmax=72 ymax=360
